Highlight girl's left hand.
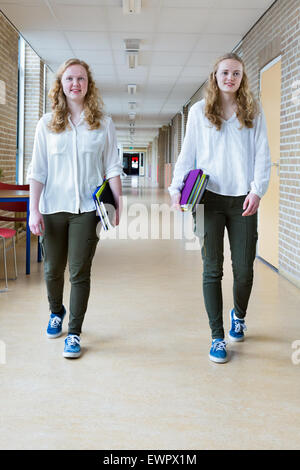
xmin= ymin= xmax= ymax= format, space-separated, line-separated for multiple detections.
xmin=107 ymin=176 xmax=122 ymax=227
xmin=113 ymin=206 xmax=121 ymax=226
xmin=112 ymin=198 xmax=122 ymax=227
xmin=242 ymin=193 xmax=260 ymax=216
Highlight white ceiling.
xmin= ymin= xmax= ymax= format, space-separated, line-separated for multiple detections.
xmin=0 ymin=0 xmax=275 ymax=147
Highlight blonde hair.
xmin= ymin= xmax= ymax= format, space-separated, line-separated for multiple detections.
xmin=205 ymin=52 xmax=259 ymax=131
xmin=48 ymin=58 xmax=104 ymax=133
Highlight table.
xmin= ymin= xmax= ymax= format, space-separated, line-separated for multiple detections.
xmin=0 ymin=189 xmax=41 ymax=274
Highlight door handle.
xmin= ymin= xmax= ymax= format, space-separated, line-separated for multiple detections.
xmin=271 ymin=161 xmax=279 ymax=176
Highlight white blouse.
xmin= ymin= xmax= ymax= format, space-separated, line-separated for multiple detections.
xmin=27 ymin=112 xmax=123 ymax=214
xmin=169 ymin=99 xmax=271 ymax=198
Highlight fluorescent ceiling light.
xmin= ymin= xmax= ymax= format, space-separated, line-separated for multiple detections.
xmin=122 ymin=0 xmax=141 ymax=15
xmin=124 ymin=39 xmax=140 ymax=69
xmin=128 ymin=84 xmax=137 ymax=95
xmin=127 ymin=53 xmax=138 ymax=69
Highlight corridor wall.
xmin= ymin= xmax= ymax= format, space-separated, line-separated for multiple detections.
xmin=164 ymin=0 xmax=300 ymax=288
xmin=235 ymin=0 xmax=300 ymax=287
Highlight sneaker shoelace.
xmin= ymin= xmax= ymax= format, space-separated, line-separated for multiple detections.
xmin=212 ymin=340 xmax=227 ymax=351
xmin=233 ymin=318 xmax=247 ymax=333
xmin=50 ymin=316 xmax=62 ymax=328
xmin=66 ymin=335 xmax=80 ymax=347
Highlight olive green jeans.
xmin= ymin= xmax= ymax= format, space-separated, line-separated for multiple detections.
xmin=194 ymin=191 xmax=258 ymax=339
xmin=41 ymin=211 xmax=99 ymax=335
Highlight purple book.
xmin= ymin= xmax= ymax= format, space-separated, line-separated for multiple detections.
xmin=180 ymin=169 xmax=203 ymax=205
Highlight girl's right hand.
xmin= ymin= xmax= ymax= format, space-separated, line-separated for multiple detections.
xmin=171 ymin=193 xmax=182 ymax=211
xmin=29 ymin=210 xmax=45 ymax=236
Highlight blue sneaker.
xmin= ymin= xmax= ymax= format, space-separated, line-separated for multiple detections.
xmin=46 ymin=307 xmax=66 ymax=338
xmin=209 ymin=339 xmax=228 ymax=363
xmin=63 ymin=334 xmax=81 ymax=358
xmin=228 ymin=308 xmax=247 ymax=342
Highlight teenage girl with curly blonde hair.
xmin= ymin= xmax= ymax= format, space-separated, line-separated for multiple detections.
xmin=48 ymin=58 xmax=104 ymax=133
xmin=28 ymin=58 xmax=123 ymax=359
xmin=169 ymin=52 xmax=271 ymax=363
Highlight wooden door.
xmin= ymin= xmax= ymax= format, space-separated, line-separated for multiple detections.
xmin=258 ymin=57 xmax=281 ymax=269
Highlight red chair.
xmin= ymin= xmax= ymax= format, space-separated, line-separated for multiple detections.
xmin=0 ymin=181 xmax=42 ymax=274
xmin=0 ymin=182 xmax=29 ymax=223
xmin=0 ymin=228 xmax=17 ymax=291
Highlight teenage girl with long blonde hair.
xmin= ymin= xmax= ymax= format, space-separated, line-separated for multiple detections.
xmin=169 ymin=53 xmax=271 ymax=363
xmin=28 ymin=58 xmax=123 ymax=359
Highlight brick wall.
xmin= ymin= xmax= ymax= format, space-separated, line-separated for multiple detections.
xmin=235 ymin=0 xmax=300 ymax=287
xmin=170 ymin=114 xmax=181 ymax=166
xmin=0 ymin=11 xmax=18 ymax=183
xmin=182 ymin=104 xmax=189 ymax=136
xmin=0 ymin=12 xmax=45 ymax=232
xmin=24 ymin=44 xmax=44 ymax=181
xmin=277 ymin=0 xmax=300 ymax=287
xmin=45 ymin=65 xmax=54 ymax=114
xmin=157 ymin=126 xmax=168 ymax=188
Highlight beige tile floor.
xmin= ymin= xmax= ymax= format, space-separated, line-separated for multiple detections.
xmin=0 ymin=176 xmax=300 ymax=450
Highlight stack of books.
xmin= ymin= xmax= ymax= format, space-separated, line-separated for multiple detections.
xmin=93 ymin=180 xmax=116 ymax=230
xmin=180 ymin=168 xmax=209 ymax=211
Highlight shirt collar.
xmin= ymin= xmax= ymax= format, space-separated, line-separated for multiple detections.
xmin=221 ymin=112 xmax=236 ymax=124
xmin=67 ymin=110 xmax=85 ymax=127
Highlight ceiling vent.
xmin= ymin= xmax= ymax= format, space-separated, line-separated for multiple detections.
xmin=122 ymin=0 xmax=142 ymax=15
xmin=128 ymin=101 xmax=137 ymax=110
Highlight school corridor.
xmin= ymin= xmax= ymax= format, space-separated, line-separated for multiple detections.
xmin=0 ymin=0 xmax=300 ymax=451
xmin=0 ymin=175 xmax=299 ymax=450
